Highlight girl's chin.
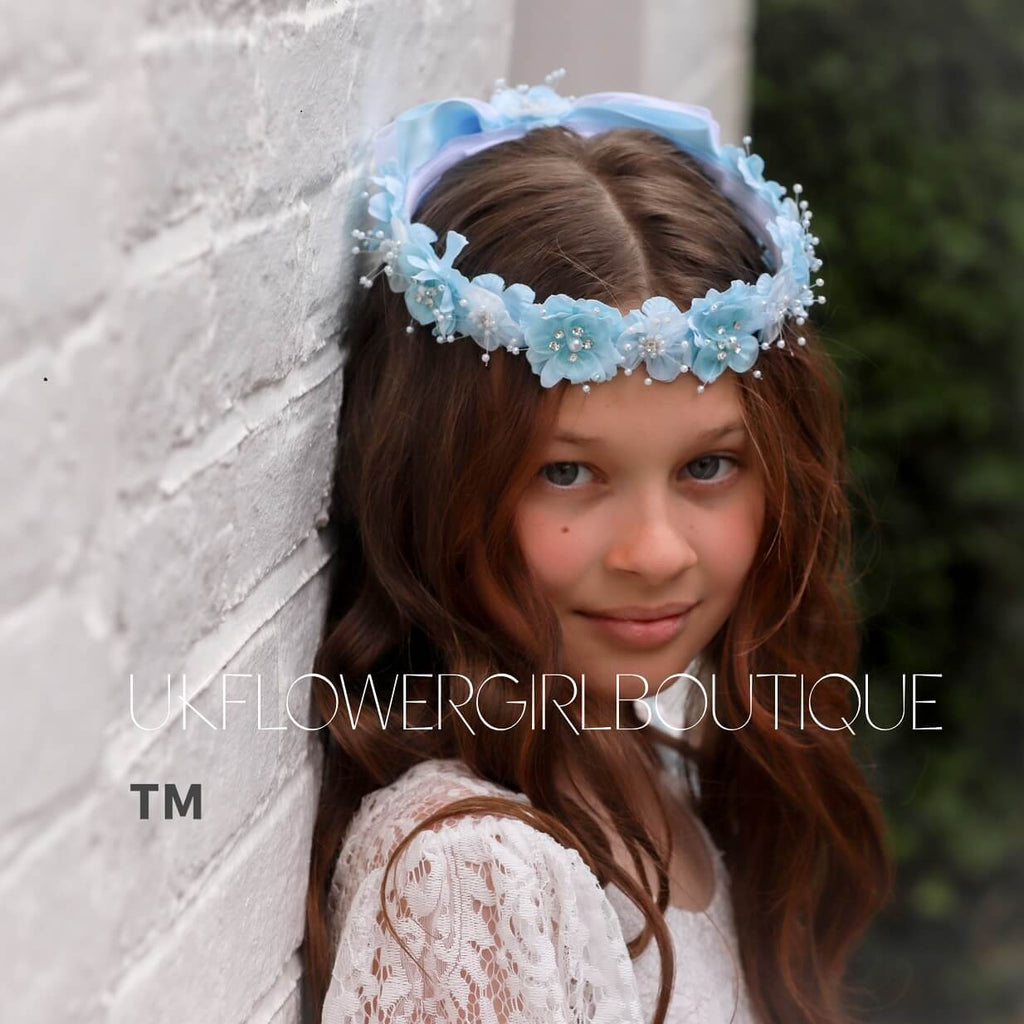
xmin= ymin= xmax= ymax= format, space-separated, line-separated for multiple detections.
xmin=567 ymin=663 xmax=693 ymax=703
xmin=564 ymin=624 xmax=704 ymax=686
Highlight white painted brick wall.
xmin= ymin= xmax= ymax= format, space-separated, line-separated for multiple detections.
xmin=0 ymin=1 xmax=514 ymax=1022
xmin=0 ymin=2 xmax=750 ymax=1021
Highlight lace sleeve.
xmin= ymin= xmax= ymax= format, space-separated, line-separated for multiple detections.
xmin=322 ymin=810 xmax=646 ymax=1024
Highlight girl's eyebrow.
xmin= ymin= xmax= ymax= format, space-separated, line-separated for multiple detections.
xmin=552 ymin=419 xmax=747 ymax=446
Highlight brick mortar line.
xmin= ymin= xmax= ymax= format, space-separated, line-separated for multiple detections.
xmin=102 ymin=756 xmax=319 ymax=1006
xmin=0 ymin=295 xmax=109 ymax=389
xmin=136 ymin=0 xmax=359 ymax=55
xmin=156 ymin=336 xmax=344 ymax=498
xmin=236 ymin=949 xmax=306 ymax=1024
xmin=104 ymin=527 xmax=335 ymax=777
xmin=0 ymin=79 xmax=104 ymax=130
xmin=0 ymin=533 xmax=331 ymax=886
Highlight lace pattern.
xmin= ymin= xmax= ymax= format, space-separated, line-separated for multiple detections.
xmin=322 ymin=758 xmax=757 ymax=1024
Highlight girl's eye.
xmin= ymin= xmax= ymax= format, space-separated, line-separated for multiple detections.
xmin=540 ymin=461 xmax=594 ymax=489
xmin=684 ymin=454 xmax=738 ymax=483
xmin=540 ymin=455 xmax=739 ymax=491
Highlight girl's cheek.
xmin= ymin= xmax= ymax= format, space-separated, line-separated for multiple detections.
xmin=515 ymin=501 xmax=596 ymax=593
xmin=710 ymin=489 xmax=765 ymax=581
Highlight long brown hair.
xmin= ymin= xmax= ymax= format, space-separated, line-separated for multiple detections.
xmin=304 ymin=126 xmax=893 ymax=1024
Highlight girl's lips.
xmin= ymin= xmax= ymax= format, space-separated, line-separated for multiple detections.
xmin=576 ymin=607 xmax=694 ymax=649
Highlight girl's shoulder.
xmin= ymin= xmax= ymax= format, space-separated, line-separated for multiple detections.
xmin=337 ymin=758 xmax=524 ymax=858
xmin=354 ymin=755 xmax=523 ymax=823
xmin=324 ymin=758 xmax=648 ymax=1024
xmin=331 ymin=758 xmax=527 ymax=907
xmin=329 ymin=757 xmax=609 ymax=933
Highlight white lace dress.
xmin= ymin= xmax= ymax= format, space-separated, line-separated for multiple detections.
xmin=322 ymin=757 xmax=759 ymax=1024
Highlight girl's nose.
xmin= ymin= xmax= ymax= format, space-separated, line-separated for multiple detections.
xmin=603 ymin=489 xmax=698 ymax=582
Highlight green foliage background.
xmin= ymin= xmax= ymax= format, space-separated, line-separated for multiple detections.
xmin=750 ymin=1 xmax=1024 ymax=1020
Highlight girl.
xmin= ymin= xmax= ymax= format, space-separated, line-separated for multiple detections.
xmin=304 ymin=75 xmax=893 ymax=1024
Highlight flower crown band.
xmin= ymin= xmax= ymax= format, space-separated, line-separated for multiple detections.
xmin=353 ymin=69 xmax=825 ymax=393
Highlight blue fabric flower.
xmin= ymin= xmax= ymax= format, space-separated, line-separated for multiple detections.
xmin=521 ymin=295 xmax=624 ymax=388
xmin=397 ymin=230 xmax=470 ymax=336
xmin=454 ymin=274 xmax=535 ymax=352
xmin=752 ymin=270 xmax=799 ymax=346
xmin=753 ymin=268 xmax=795 ymax=322
xmin=688 ymin=282 xmax=768 ymax=384
xmin=614 ymin=297 xmax=694 ymax=381
xmin=767 ymin=216 xmax=811 ymax=286
xmin=380 ymin=219 xmax=438 ymax=292
xmin=490 ymin=84 xmax=574 ymax=127
xmin=719 ymin=144 xmax=787 ymax=215
xmin=357 ymin=77 xmax=826 ymax=390
xmin=367 ymin=158 xmax=406 ymax=225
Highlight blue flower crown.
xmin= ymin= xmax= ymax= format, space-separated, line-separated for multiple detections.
xmin=352 ymin=69 xmax=825 ymax=393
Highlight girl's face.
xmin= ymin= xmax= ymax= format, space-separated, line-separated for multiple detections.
xmin=514 ymin=368 xmax=765 ymax=703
